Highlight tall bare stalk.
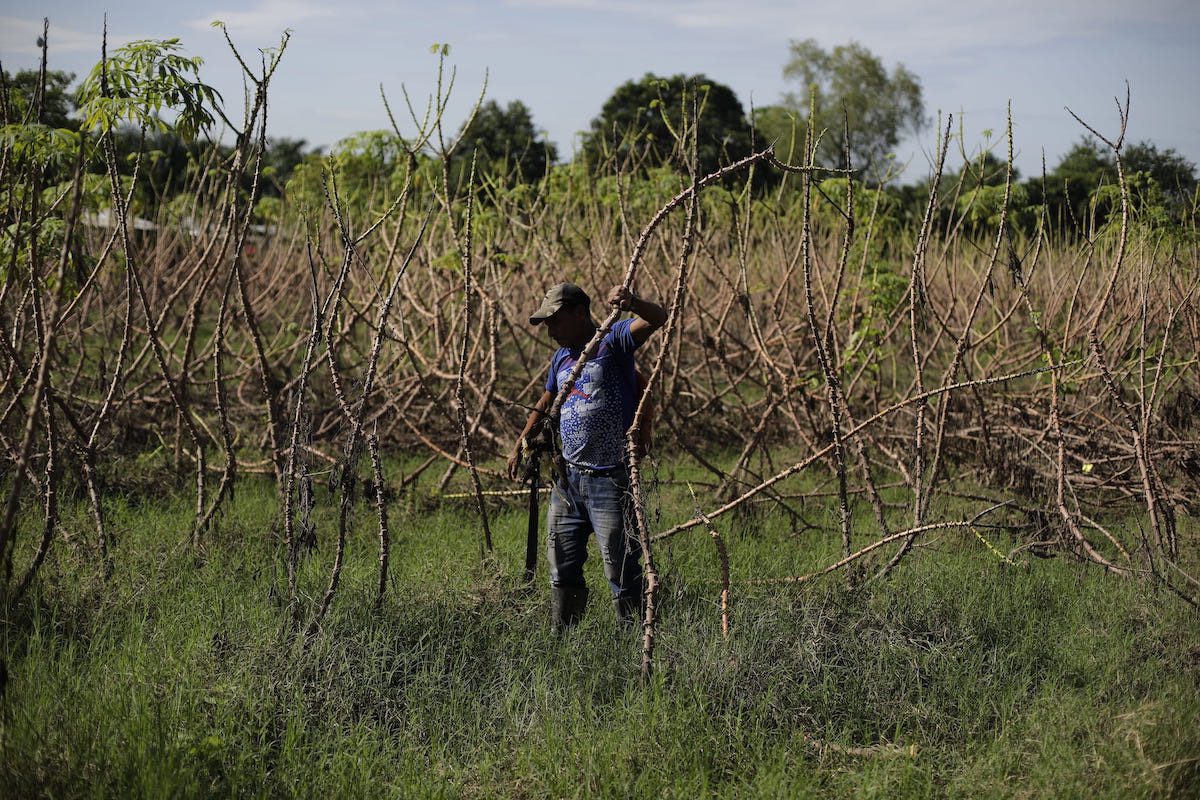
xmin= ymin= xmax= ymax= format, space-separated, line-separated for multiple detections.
xmin=874 ymin=116 xmax=953 ymax=581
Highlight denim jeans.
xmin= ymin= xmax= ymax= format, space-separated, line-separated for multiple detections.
xmin=547 ymin=465 xmax=643 ymax=600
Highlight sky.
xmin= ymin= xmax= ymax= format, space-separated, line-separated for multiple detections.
xmin=2 ymin=0 xmax=1198 ymax=183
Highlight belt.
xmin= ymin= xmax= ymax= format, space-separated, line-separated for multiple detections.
xmin=566 ymin=463 xmax=624 ymax=477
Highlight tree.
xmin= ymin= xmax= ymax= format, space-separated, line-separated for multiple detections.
xmin=1033 ymin=137 xmax=1198 ymax=231
xmin=781 ymin=39 xmax=924 ymax=175
xmin=935 ymin=150 xmax=1018 ymax=204
xmin=450 ymin=99 xmax=556 ymax=187
xmin=262 ymin=137 xmax=316 ymax=197
xmin=751 ymin=105 xmax=803 ymax=160
xmin=1123 ymin=141 xmax=1197 ymax=211
xmin=1 ymin=69 xmax=77 ymax=129
xmin=0 ymin=70 xmax=82 ymax=209
xmin=927 ymin=150 xmax=1030 ymax=232
xmin=1037 ymin=137 xmax=1113 ymax=228
xmin=321 ymin=129 xmax=413 ymax=214
xmin=947 ymin=151 xmax=1018 ymax=187
xmin=581 ymin=73 xmax=753 ymax=176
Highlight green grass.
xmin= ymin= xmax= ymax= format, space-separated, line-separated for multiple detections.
xmin=1 ymin=462 xmax=1198 ymax=798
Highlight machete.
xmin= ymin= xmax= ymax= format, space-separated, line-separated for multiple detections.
xmin=522 ymin=436 xmax=541 ymax=584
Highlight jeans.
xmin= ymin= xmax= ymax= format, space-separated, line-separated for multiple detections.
xmin=547 ymin=465 xmax=643 ymax=600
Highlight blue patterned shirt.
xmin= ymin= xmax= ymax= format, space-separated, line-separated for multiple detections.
xmin=545 ymin=319 xmax=640 ymax=471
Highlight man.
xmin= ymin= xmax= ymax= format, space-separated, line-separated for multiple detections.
xmin=507 ymin=282 xmax=667 ymax=632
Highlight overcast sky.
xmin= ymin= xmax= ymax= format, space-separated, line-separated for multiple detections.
xmin=2 ymin=0 xmax=1197 ymax=182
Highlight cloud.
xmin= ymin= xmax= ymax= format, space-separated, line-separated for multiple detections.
xmin=0 ymin=16 xmax=109 ymax=56
xmin=188 ymin=0 xmax=343 ymax=38
xmin=509 ymin=0 xmax=1197 ymax=56
xmin=507 ymin=0 xmax=615 ymax=8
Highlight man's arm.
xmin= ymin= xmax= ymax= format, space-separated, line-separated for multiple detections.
xmin=507 ymin=389 xmax=554 ymax=480
xmin=608 ymin=286 xmax=667 ymax=344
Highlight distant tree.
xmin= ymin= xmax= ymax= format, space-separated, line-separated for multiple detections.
xmin=1026 ymin=137 xmax=1109 ymax=230
xmin=122 ymin=128 xmax=198 ymax=200
xmin=751 ymin=104 xmax=803 ymax=160
xmin=1034 ymin=137 xmax=1197 ymax=231
xmin=1123 ymin=141 xmax=1197 ymax=210
xmin=1 ymin=68 xmax=77 ymax=129
xmin=262 ymin=137 xmax=315 ymax=197
xmin=936 ymin=151 xmax=1018 ymax=199
xmin=450 ymin=99 xmax=556 ymax=188
xmin=321 ymin=129 xmax=412 ymax=213
xmin=1043 ymin=139 xmax=1108 ymax=222
xmin=581 ymin=73 xmax=753 ymax=176
xmin=781 ymin=39 xmax=924 ymax=175
xmin=0 ymin=70 xmax=82 ymax=207
xmin=926 ymin=151 xmax=1029 ymax=231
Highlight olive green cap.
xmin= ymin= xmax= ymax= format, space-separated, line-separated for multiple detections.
xmin=529 ymin=282 xmax=590 ymax=325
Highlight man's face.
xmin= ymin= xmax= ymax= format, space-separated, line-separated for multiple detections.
xmin=544 ymin=304 xmax=589 ymax=348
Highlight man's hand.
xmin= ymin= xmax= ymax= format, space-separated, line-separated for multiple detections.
xmin=608 ymin=285 xmax=634 ymax=311
xmin=511 ymin=390 xmax=554 ymax=481
xmin=506 ymin=443 xmax=523 ymax=481
xmin=609 ymin=285 xmax=667 ymax=344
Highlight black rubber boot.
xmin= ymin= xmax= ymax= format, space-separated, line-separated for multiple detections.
xmin=551 ymin=586 xmax=589 ymax=635
xmin=613 ymin=593 xmax=644 ymax=628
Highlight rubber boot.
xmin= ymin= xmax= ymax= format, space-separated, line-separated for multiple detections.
xmin=551 ymin=586 xmax=588 ymax=635
xmin=613 ymin=593 xmax=644 ymax=629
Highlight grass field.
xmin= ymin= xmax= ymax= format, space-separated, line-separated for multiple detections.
xmin=2 ymin=27 xmax=1198 ymax=799
xmin=2 ymin=457 xmax=1197 ymax=799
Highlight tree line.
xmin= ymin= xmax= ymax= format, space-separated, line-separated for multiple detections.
xmin=3 ymin=37 xmax=1197 ymax=238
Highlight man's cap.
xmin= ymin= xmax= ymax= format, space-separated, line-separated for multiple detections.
xmin=529 ymin=282 xmax=590 ymax=325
